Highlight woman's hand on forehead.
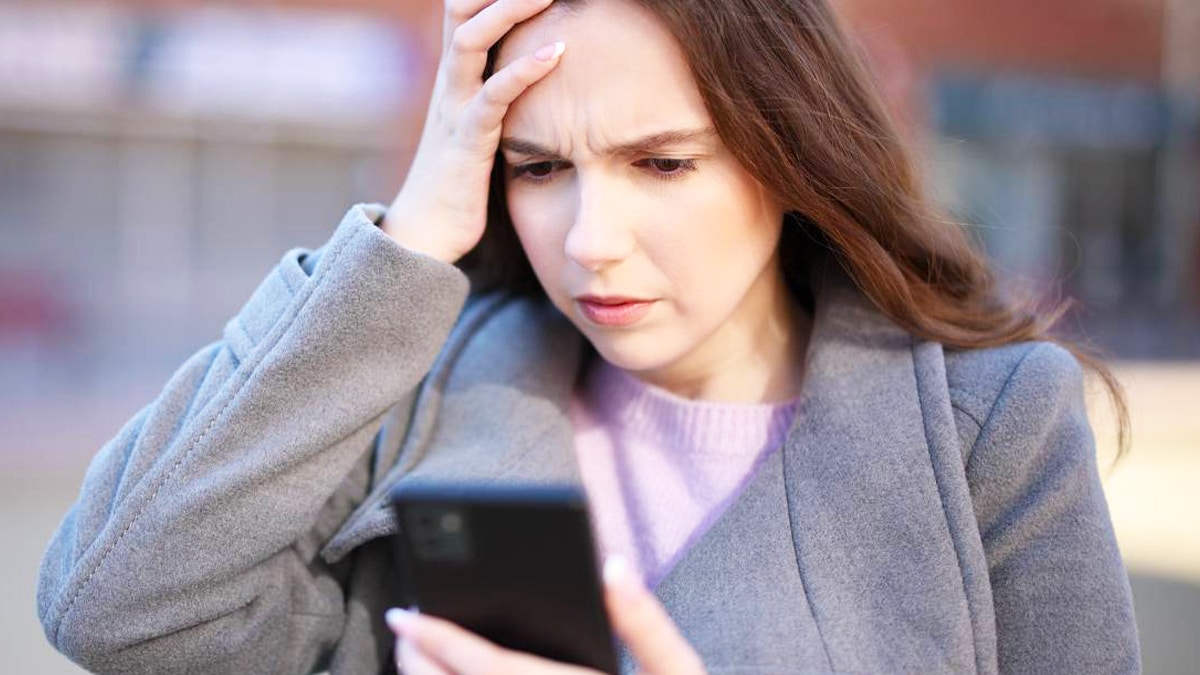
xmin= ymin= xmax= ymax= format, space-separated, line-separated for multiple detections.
xmin=381 ymin=0 xmax=566 ymax=264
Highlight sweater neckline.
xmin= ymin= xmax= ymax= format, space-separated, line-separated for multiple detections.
xmin=576 ymin=357 xmax=801 ymax=456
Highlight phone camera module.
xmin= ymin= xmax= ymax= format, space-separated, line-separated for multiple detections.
xmin=440 ymin=512 xmax=463 ymax=533
xmin=405 ymin=506 xmax=472 ymax=563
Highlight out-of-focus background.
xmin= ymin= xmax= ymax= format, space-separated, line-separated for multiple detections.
xmin=0 ymin=0 xmax=1196 ymax=672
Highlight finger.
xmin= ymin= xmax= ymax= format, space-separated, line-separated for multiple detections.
xmin=397 ymin=637 xmax=453 ymax=675
xmin=445 ymin=0 xmax=556 ymax=91
xmin=387 ymin=608 xmax=599 ymax=675
xmin=388 ymin=608 xmax=507 ymax=672
xmin=460 ymin=42 xmax=565 ymax=145
xmin=444 ymin=0 xmax=497 ymax=36
xmin=603 ymin=557 xmax=706 ymax=675
xmin=443 ymin=0 xmax=502 ymax=54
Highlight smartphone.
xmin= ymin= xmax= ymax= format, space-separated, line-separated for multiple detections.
xmin=389 ymin=482 xmax=619 ymax=674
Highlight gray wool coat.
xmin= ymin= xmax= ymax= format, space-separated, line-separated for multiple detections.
xmin=38 ymin=205 xmax=1141 ymax=674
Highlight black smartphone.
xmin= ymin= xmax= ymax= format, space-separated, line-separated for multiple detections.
xmin=388 ymin=482 xmax=619 ymax=674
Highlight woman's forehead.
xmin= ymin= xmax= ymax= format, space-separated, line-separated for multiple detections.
xmin=494 ymin=1 xmax=576 ymax=66
xmin=496 ymin=0 xmax=711 ymax=152
xmin=497 ymin=0 xmax=679 ymax=70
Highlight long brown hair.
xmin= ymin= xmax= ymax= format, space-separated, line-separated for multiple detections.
xmin=463 ymin=0 xmax=1129 ymax=455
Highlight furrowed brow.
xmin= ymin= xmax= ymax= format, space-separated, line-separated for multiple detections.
xmin=500 ymin=127 xmax=718 ymax=159
xmin=604 ymin=128 xmax=718 ymax=157
xmin=499 ymin=138 xmax=559 ymax=158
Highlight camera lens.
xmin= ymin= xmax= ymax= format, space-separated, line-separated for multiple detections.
xmin=441 ymin=512 xmax=463 ymax=533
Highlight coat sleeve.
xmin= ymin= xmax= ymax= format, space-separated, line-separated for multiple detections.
xmin=966 ymin=343 xmax=1141 ymax=674
xmin=36 ymin=204 xmax=470 ymax=674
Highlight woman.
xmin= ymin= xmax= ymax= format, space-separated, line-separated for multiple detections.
xmin=38 ymin=0 xmax=1140 ymax=673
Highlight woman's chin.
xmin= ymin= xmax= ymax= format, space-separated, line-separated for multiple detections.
xmin=584 ymin=333 xmax=680 ymax=378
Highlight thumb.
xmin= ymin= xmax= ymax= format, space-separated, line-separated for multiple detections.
xmin=603 ymin=557 xmax=706 ymax=675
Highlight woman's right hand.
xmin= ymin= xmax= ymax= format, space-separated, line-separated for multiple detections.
xmin=381 ymin=0 xmax=564 ymax=264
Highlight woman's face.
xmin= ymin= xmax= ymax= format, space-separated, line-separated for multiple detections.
xmin=496 ymin=0 xmax=790 ymax=392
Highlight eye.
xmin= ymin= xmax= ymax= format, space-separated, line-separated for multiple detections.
xmin=510 ymin=160 xmax=567 ymax=184
xmin=635 ymin=158 xmax=698 ymax=180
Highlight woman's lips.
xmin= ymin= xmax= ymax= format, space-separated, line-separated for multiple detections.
xmin=576 ymin=296 xmax=655 ymax=327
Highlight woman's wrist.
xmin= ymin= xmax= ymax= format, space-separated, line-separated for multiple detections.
xmin=379 ymin=212 xmax=462 ymax=265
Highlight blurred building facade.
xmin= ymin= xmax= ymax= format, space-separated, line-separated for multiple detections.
xmin=838 ymin=0 xmax=1200 ymax=357
xmin=1 ymin=0 xmax=1197 ymax=406
xmin=0 ymin=0 xmax=442 ymax=398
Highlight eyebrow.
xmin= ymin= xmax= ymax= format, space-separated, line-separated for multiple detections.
xmin=500 ymin=128 xmax=719 ymax=159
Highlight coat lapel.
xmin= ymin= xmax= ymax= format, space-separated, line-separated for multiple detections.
xmin=641 ymin=268 xmax=979 ymax=673
xmin=774 ymin=269 xmax=978 ymax=672
xmin=646 ymin=446 xmax=831 ymax=672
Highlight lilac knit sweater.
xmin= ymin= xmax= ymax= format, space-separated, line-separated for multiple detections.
xmin=569 ymin=357 xmax=800 ymax=588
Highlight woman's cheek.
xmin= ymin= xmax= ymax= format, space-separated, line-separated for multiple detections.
xmin=511 ymin=189 xmax=569 ymax=253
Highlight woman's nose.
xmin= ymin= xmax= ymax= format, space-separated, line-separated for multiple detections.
xmin=562 ymin=180 xmax=636 ymax=272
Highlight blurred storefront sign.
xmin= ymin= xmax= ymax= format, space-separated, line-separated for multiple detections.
xmin=0 ymin=4 xmax=417 ymax=126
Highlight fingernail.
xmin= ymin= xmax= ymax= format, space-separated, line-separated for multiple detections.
xmin=534 ymin=41 xmax=566 ymax=62
xmin=603 ymin=555 xmax=630 ymax=585
xmin=385 ymin=607 xmax=416 ymax=633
